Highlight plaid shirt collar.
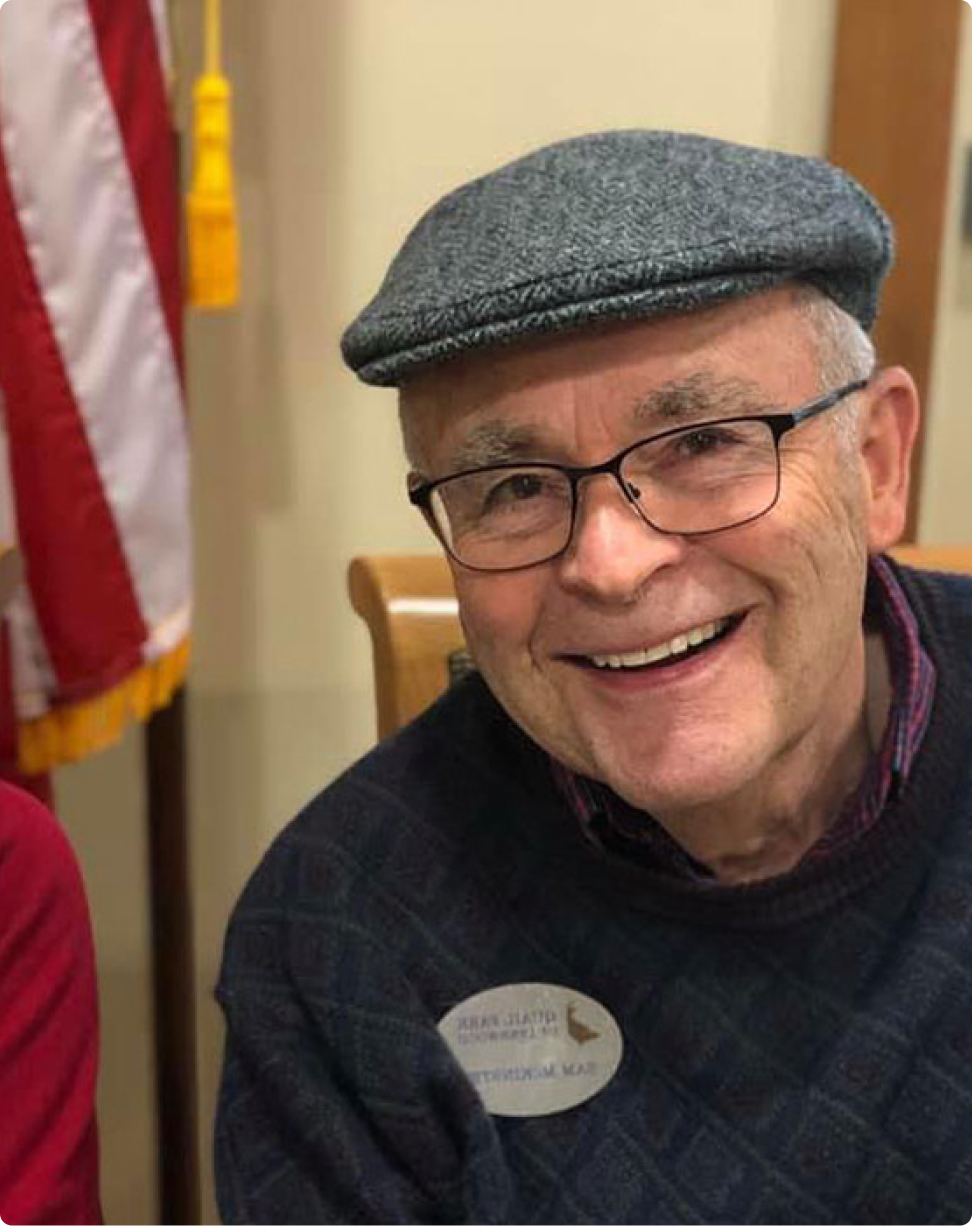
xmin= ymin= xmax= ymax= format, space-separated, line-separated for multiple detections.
xmin=550 ymin=555 xmax=937 ymax=883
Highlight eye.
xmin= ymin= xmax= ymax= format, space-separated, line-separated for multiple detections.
xmin=674 ymin=425 xmax=742 ymax=457
xmin=482 ymin=471 xmax=548 ymax=510
xmin=641 ymin=424 xmax=753 ymax=473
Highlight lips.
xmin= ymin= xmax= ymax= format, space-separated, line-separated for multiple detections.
xmin=562 ymin=612 xmax=747 ymax=672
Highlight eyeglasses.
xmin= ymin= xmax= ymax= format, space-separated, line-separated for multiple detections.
xmin=408 ymin=378 xmax=868 ymax=573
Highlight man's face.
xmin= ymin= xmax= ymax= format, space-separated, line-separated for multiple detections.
xmin=403 ymin=291 xmax=904 ymax=825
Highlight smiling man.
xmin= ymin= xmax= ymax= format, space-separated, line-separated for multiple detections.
xmin=216 ymin=132 xmax=972 ymax=1225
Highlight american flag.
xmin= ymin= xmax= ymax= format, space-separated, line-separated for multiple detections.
xmin=0 ymin=0 xmax=190 ymax=792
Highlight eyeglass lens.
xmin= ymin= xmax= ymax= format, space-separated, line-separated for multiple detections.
xmin=431 ymin=418 xmax=781 ymax=570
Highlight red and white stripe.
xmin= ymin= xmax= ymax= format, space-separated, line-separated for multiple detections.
xmin=0 ymin=0 xmax=189 ymax=757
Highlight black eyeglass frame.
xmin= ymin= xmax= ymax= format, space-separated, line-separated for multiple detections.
xmin=407 ymin=377 xmax=869 ymax=573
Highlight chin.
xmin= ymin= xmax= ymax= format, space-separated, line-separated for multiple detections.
xmin=591 ymin=735 xmax=768 ymax=816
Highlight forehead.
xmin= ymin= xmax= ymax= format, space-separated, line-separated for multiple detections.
xmin=401 ymin=288 xmax=821 ymax=470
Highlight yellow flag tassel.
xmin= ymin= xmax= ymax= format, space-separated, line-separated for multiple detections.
xmin=187 ymin=0 xmax=239 ymax=308
xmin=18 ymin=639 xmax=191 ymax=776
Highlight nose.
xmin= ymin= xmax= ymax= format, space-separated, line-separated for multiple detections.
xmin=556 ymin=473 xmax=687 ymax=601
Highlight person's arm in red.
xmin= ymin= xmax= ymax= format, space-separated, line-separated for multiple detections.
xmin=0 ymin=781 xmax=101 ymax=1225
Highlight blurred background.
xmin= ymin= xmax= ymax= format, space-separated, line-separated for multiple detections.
xmin=44 ymin=0 xmax=972 ymax=1220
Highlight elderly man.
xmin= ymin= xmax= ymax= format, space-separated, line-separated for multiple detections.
xmin=215 ymin=132 xmax=972 ymax=1225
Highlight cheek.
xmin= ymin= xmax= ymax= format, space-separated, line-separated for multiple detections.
xmin=760 ymin=453 xmax=869 ymax=592
xmin=744 ymin=481 xmax=869 ymax=684
xmin=781 ymin=446 xmax=869 ymax=541
xmin=455 ymin=572 xmax=547 ymax=666
xmin=717 ymin=459 xmax=868 ymax=643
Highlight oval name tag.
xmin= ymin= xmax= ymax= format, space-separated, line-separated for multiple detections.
xmin=437 ymin=982 xmax=623 ymax=1117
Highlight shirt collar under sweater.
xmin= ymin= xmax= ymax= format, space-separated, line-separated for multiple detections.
xmin=549 ymin=554 xmax=936 ymax=885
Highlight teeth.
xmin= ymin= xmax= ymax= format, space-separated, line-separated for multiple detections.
xmin=589 ymin=618 xmax=728 ymax=669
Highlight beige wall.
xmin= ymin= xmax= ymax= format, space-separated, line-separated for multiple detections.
xmin=58 ymin=1 xmax=848 ymax=1220
xmin=921 ymin=5 xmax=972 ymax=542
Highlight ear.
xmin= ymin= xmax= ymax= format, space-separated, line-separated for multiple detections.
xmin=858 ymin=366 xmax=921 ymax=553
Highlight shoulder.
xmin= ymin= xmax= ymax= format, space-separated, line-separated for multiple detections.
xmin=0 ymin=781 xmax=87 ymax=915
xmin=219 ymin=672 xmax=555 ymax=971
xmin=0 ymin=782 xmax=93 ymax=992
xmin=0 ymin=785 xmax=101 ymax=1226
xmin=254 ymin=673 xmax=540 ymax=888
xmin=883 ymin=556 xmax=972 ymax=645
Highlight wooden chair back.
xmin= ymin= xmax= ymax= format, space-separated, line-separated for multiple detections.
xmin=349 ymin=545 xmax=972 ymax=738
xmin=348 ymin=554 xmax=466 ymax=739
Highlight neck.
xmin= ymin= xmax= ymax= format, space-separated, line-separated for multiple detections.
xmin=658 ymin=632 xmax=887 ymax=885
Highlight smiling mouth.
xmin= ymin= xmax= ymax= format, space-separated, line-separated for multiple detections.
xmin=568 ymin=613 xmax=746 ymax=673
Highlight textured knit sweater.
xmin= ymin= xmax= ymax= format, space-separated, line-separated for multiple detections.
xmin=216 ymin=564 xmax=972 ymax=1225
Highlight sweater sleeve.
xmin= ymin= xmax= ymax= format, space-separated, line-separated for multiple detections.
xmin=214 ymin=853 xmax=505 ymax=1226
xmin=0 ymin=782 xmax=102 ymax=1226
xmin=215 ymin=932 xmax=474 ymax=1224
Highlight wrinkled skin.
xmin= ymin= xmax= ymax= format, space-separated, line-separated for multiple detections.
xmin=402 ymin=290 xmax=919 ymax=883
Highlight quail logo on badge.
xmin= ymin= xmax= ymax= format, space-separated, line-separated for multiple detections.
xmin=437 ymin=982 xmax=623 ymax=1117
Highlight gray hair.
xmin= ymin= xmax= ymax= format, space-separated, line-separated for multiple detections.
xmin=792 ymin=284 xmax=876 ymax=450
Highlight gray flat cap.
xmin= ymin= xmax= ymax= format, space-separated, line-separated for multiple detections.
xmin=341 ymin=129 xmax=893 ymax=387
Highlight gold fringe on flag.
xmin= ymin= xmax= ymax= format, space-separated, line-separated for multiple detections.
xmin=187 ymin=0 xmax=239 ymax=308
xmin=17 ymin=639 xmax=191 ymax=775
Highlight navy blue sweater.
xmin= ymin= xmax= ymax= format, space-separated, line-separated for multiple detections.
xmin=216 ymin=564 xmax=972 ymax=1224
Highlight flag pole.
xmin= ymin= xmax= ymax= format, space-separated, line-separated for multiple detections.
xmin=145 ymin=687 xmax=200 ymax=1224
xmin=140 ymin=6 xmax=202 ymax=1218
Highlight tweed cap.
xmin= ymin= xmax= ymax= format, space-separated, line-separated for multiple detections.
xmin=341 ymin=130 xmax=893 ymax=387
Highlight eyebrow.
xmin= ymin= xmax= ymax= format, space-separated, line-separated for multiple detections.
xmin=446 ymin=421 xmax=542 ymax=471
xmin=631 ymin=372 xmax=774 ymax=427
xmin=443 ymin=373 xmax=775 ymax=472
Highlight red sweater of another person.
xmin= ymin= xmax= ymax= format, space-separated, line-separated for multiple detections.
xmin=0 ymin=782 xmax=101 ymax=1225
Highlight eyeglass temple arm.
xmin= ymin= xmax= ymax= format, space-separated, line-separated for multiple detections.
xmin=788 ymin=378 xmax=869 ymax=428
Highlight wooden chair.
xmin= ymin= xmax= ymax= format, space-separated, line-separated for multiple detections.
xmin=349 ymin=545 xmax=972 ymax=738
xmin=348 ymin=555 xmax=468 ymax=739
